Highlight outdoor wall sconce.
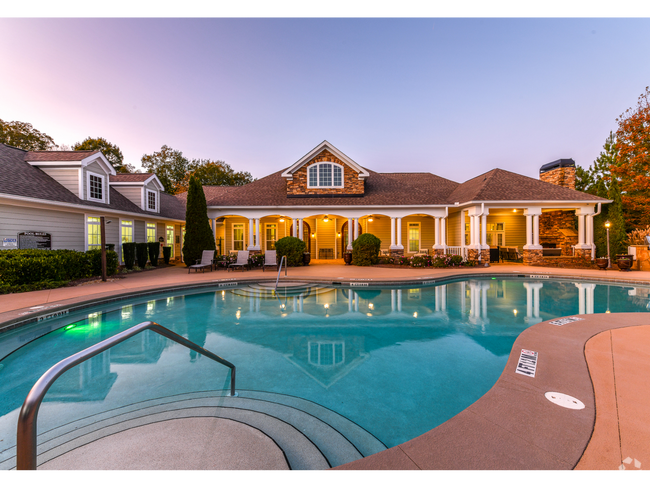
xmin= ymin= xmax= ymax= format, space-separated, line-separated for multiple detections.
xmin=323 ymin=215 xmax=329 ymax=222
xmin=337 ymin=232 xmax=341 ymax=238
xmin=279 ymin=217 xmax=285 ymax=222
xmin=368 ymin=217 xmax=374 ymax=222
xmin=311 ymin=233 xmax=316 ymax=238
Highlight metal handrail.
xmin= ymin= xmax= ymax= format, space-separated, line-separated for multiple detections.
xmin=16 ymin=320 xmax=236 ymax=470
xmin=275 ymin=255 xmax=287 ymax=290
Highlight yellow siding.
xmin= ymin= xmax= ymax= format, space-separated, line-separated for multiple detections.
xmin=401 ymin=216 xmax=435 ymax=254
xmin=365 ymin=217 xmax=391 ymax=250
xmin=487 ymin=213 xmax=526 ymax=250
xmin=447 ymin=212 xmax=461 ymax=246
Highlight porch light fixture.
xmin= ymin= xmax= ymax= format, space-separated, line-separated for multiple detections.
xmin=337 ymin=232 xmax=341 ymax=238
xmin=311 ymin=233 xmax=315 ymax=238
xmin=323 ymin=215 xmax=329 ymax=222
xmin=368 ymin=216 xmax=374 ymax=222
xmin=513 ymin=209 xmax=517 ymax=212
xmin=279 ymin=217 xmax=285 ymax=222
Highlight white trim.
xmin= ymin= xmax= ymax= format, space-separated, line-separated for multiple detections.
xmin=86 ymin=171 xmax=106 ymax=203
xmin=78 ymin=168 xmax=84 ymax=200
xmin=232 ymin=222 xmax=245 ymax=251
xmin=146 ymin=189 xmax=158 ymax=212
xmin=146 ymin=221 xmax=157 ymax=243
xmin=264 ymin=222 xmax=277 ymax=251
xmin=85 ymin=214 xmax=101 ymax=252
xmin=306 ymin=162 xmax=345 ymax=189
xmin=407 ymin=222 xmax=421 ymax=253
xmin=109 ymin=175 xmax=164 ymax=191
xmin=281 ymin=140 xmax=370 ymax=180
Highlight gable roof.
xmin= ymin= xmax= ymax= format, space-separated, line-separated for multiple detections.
xmin=280 ymin=140 xmax=370 ymax=180
xmin=448 ymin=168 xmax=606 ymax=203
xmin=0 ymin=144 xmax=185 ymax=220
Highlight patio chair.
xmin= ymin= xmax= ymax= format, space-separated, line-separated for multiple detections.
xmin=228 ymin=250 xmax=250 ymax=272
xmin=262 ymin=250 xmax=277 ymax=272
xmin=499 ymin=247 xmax=508 ymax=262
xmin=187 ymin=250 xmax=215 ymax=274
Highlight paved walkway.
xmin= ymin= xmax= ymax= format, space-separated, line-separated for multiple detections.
xmin=2 ymin=262 xmax=650 ymax=470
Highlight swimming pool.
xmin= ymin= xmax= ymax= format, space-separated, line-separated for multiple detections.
xmin=1 ymin=278 xmax=649 ymax=467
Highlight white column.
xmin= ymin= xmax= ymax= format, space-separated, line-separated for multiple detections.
xmin=441 ymin=284 xmax=447 ymax=312
xmin=481 ymin=214 xmax=489 ymax=249
xmin=299 ymin=296 xmax=303 ymax=313
xmin=292 ymin=218 xmax=297 ymax=237
xmin=397 ymin=289 xmax=402 ymax=312
xmin=299 ymin=219 xmax=303 ymax=240
xmin=533 ymin=215 xmax=540 ymax=247
xmin=434 ymin=218 xmax=441 ymax=247
xmin=576 ymin=283 xmax=586 ymax=315
xmin=354 ymin=292 xmax=359 ymax=312
xmin=481 ymin=284 xmax=488 ymax=318
xmin=460 ymin=281 xmax=466 ymax=314
xmin=440 ymin=218 xmax=447 ymax=248
xmin=212 ymin=219 xmax=217 ymax=250
xmin=578 ymin=214 xmax=585 ymax=246
xmin=353 ymin=219 xmax=359 ymax=240
xmin=248 ymin=218 xmax=254 ymax=250
xmin=349 ymin=291 xmax=353 ymax=312
xmin=347 ymin=218 xmax=353 ymax=250
xmin=460 ymin=211 xmax=466 ymax=250
xmin=391 ymin=289 xmax=396 ymax=312
xmin=435 ymin=286 xmax=441 ymax=312
xmin=524 ymin=214 xmax=532 ymax=249
xmin=396 ymin=218 xmax=403 ymax=248
xmin=253 ymin=218 xmax=260 ymax=249
xmin=469 ymin=215 xmax=475 ymax=246
xmin=390 ymin=217 xmax=396 ymax=248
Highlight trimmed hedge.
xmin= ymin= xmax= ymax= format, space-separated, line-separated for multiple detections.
xmin=352 ymin=233 xmax=381 ymax=266
xmin=162 ymin=246 xmax=172 ymax=264
xmin=148 ymin=242 xmax=160 ymax=266
xmin=122 ymin=242 xmax=136 ymax=269
xmin=136 ymin=243 xmax=149 ymax=268
xmin=274 ymin=236 xmax=306 ymax=266
xmin=0 ymin=248 xmax=118 ymax=293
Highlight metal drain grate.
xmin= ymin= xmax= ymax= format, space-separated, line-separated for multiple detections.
xmin=544 ymin=392 xmax=585 ymax=410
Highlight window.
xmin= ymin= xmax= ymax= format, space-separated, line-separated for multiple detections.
xmin=308 ymin=341 xmax=344 ymax=367
xmin=147 ymin=190 xmax=157 ymax=211
xmin=87 ymin=173 xmax=104 ymax=201
xmin=487 ymin=222 xmax=505 ymax=247
xmin=408 ymin=222 xmax=420 ymax=253
xmin=265 ymin=224 xmax=277 ymax=250
xmin=307 ymin=162 xmax=343 ymax=188
xmin=146 ymin=223 xmax=156 ymax=243
xmin=166 ymin=225 xmax=174 ymax=258
xmin=87 ymin=216 xmax=101 ymax=250
xmin=232 ymin=223 xmax=244 ymax=251
xmin=121 ymin=220 xmax=133 ymax=244
xmin=464 ymin=221 xmax=470 ymax=245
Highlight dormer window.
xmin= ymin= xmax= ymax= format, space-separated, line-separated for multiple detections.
xmin=147 ymin=190 xmax=157 ymax=211
xmin=307 ymin=162 xmax=343 ymax=188
xmin=87 ymin=172 xmax=105 ymax=202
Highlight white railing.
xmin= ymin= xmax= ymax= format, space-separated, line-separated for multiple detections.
xmin=446 ymin=246 xmax=467 ymax=259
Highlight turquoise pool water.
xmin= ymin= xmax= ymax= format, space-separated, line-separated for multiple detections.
xmin=1 ymin=278 xmax=649 ymax=462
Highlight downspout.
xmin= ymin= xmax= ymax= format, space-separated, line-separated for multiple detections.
xmin=591 ymin=202 xmax=601 ymax=260
xmin=444 ymin=207 xmax=448 ymax=253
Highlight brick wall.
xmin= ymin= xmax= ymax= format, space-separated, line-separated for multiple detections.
xmin=539 ymin=166 xmax=576 ymax=190
xmin=286 ymin=150 xmax=364 ymax=195
xmin=539 ymin=210 xmax=578 ymax=256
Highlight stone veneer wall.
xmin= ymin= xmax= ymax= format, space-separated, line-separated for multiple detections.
xmin=467 ymin=249 xmax=490 ymax=263
xmin=523 ymin=248 xmax=596 ymax=269
xmin=286 ymin=149 xmax=364 ymax=195
xmin=539 ymin=166 xmax=576 ymax=190
xmin=539 ymin=210 xmax=578 ymax=256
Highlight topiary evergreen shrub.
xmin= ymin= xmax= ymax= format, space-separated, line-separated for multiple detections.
xmin=274 ymin=236 xmax=306 ymax=266
xmin=182 ymin=175 xmax=216 ymax=266
xmin=352 ymin=233 xmax=381 ymax=266
xmin=136 ymin=243 xmax=149 ymax=268
xmin=86 ymin=249 xmax=119 ymax=276
xmin=122 ymin=242 xmax=136 ymax=269
xmin=162 ymin=246 xmax=172 ymax=264
xmin=147 ymin=242 xmax=160 ymax=266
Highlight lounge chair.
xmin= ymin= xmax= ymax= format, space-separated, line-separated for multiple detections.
xmin=261 ymin=250 xmax=277 ymax=271
xmin=228 ymin=250 xmax=250 ymax=271
xmin=187 ymin=250 xmax=215 ymax=274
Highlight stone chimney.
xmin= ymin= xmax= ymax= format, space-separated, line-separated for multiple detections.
xmin=539 ymin=159 xmax=576 ymax=190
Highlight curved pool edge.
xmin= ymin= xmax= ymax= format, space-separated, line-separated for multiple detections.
xmin=3 ymin=269 xmax=650 ymax=335
xmin=334 ymin=312 xmax=650 ymax=470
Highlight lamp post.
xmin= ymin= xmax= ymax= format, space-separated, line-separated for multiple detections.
xmin=605 ymin=220 xmax=611 ymax=269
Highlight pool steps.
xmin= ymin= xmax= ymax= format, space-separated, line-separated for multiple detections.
xmin=0 ymin=390 xmax=386 ymax=470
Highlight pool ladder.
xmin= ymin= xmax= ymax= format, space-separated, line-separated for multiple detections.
xmin=15 ymin=321 xmax=237 ymax=470
xmin=275 ymin=255 xmax=288 ymax=290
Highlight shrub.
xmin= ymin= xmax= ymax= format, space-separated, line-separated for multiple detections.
xmin=626 ymin=225 xmax=650 ymax=245
xmin=395 ymin=256 xmax=411 ymax=266
xmin=449 ymin=254 xmax=464 ymax=266
xmin=411 ymin=255 xmax=432 ymax=268
xmin=122 ymin=242 xmax=136 ymax=269
xmin=86 ymin=249 xmax=119 ymax=276
xmin=352 ymin=233 xmax=382 ymax=266
xmin=249 ymin=253 xmax=264 ymax=267
xmin=0 ymin=249 xmax=90 ymax=285
xmin=148 ymin=242 xmax=160 ymax=266
xmin=162 ymin=246 xmax=172 ymax=264
xmin=377 ymin=256 xmax=394 ymax=265
xmin=182 ymin=175 xmax=216 ymax=267
xmin=136 ymin=243 xmax=149 ymax=268
xmin=274 ymin=236 xmax=306 ymax=266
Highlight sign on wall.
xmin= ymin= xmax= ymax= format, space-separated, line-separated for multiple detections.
xmin=2 ymin=238 xmax=17 ymax=248
xmin=18 ymin=232 xmax=52 ymax=250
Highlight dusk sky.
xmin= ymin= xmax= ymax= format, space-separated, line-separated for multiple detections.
xmin=2 ymin=15 xmax=649 ymax=182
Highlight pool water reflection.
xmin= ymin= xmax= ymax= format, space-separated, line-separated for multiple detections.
xmin=0 ymin=279 xmax=649 ymax=462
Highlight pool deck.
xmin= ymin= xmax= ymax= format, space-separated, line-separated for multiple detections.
xmin=1 ymin=261 xmax=650 ymax=470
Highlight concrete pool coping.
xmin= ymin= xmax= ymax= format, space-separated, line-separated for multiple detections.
xmin=2 ymin=264 xmax=650 ymax=469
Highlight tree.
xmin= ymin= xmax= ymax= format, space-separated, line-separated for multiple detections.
xmin=73 ymin=137 xmax=134 ymax=173
xmin=174 ymin=160 xmax=254 ymax=193
xmin=0 ymin=118 xmax=57 ymax=150
xmin=141 ymin=145 xmax=192 ymax=194
xmin=181 ymin=175 xmax=215 ymax=266
xmin=142 ymin=146 xmax=255 ymax=195
xmin=612 ymin=86 xmax=650 ymax=228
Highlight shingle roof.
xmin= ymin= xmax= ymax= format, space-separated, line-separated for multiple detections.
xmin=447 ymin=168 xmax=606 ymax=203
xmin=194 ymin=165 xmax=605 ymax=208
xmin=110 ymin=173 xmax=154 ymax=183
xmin=25 ymin=150 xmax=100 ymax=161
xmin=0 ymin=144 xmax=185 ymax=220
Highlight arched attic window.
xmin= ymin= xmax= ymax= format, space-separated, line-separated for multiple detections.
xmin=307 ymin=162 xmax=343 ymax=188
